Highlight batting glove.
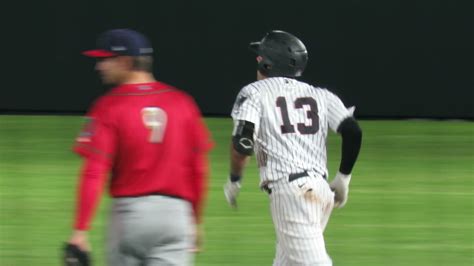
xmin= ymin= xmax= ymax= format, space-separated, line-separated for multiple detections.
xmin=329 ymin=172 xmax=352 ymax=208
xmin=224 ymin=180 xmax=241 ymax=208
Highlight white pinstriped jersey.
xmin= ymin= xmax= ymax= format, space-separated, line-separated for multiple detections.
xmin=231 ymin=77 xmax=352 ymax=185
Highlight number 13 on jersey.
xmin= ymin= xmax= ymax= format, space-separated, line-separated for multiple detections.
xmin=276 ymin=96 xmax=319 ymax=135
xmin=142 ymin=107 xmax=167 ymax=143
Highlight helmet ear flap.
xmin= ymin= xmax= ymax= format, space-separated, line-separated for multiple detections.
xmin=257 ymin=57 xmax=273 ymax=76
xmin=289 ymin=58 xmax=296 ymax=67
xmin=262 ymin=62 xmax=272 ymax=71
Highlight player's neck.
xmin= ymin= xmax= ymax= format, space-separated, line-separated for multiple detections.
xmin=122 ymin=71 xmax=156 ymax=85
xmin=257 ymin=71 xmax=268 ymax=81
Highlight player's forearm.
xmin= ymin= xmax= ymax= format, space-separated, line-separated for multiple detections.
xmin=191 ymin=152 xmax=209 ymax=224
xmin=230 ymin=145 xmax=250 ymax=178
xmin=74 ymin=158 xmax=109 ymax=230
xmin=337 ymin=117 xmax=362 ymax=174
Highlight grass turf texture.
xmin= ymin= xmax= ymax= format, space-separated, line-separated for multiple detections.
xmin=0 ymin=116 xmax=473 ymax=265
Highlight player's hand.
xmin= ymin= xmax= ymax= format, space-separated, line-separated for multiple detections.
xmin=191 ymin=224 xmax=204 ymax=253
xmin=64 ymin=230 xmax=91 ymax=266
xmin=329 ymin=172 xmax=352 ymax=208
xmin=224 ymin=180 xmax=241 ymax=208
xmin=68 ymin=230 xmax=91 ymax=252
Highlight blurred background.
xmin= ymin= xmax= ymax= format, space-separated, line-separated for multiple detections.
xmin=1 ymin=0 xmax=473 ymax=265
xmin=2 ymin=0 xmax=473 ymax=118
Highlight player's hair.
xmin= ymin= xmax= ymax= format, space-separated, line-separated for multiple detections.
xmin=132 ymin=56 xmax=153 ymax=72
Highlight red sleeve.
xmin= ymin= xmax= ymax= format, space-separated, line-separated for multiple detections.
xmin=72 ymin=98 xmax=116 ymax=230
xmin=188 ymin=101 xmax=213 ymax=224
xmin=74 ymin=158 xmax=110 ymax=230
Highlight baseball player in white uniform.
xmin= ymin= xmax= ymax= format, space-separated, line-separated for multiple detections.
xmin=224 ymin=30 xmax=362 ymax=265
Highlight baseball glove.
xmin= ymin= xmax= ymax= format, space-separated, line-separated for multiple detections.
xmin=63 ymin=243 xmax=91 ymax=266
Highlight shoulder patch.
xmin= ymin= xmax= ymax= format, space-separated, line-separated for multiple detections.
xmin=76 ymin=117 xmax=95 ymax=143
xmin=236 ymin=96 xmax=248 ymax=107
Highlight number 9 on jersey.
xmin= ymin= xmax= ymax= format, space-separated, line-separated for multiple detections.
xmin=142 ymin=107 xmax=167 ymax=143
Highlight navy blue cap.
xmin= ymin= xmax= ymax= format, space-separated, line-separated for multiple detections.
xmin=83 ymin=29 xmax=153 ymax=57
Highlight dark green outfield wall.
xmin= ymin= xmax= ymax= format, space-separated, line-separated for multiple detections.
xmin=2 ymin=0 xmax=472 ymax=118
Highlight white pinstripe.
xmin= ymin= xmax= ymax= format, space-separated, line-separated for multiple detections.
xmin=231 ymin=77 xmax=352 ymax=265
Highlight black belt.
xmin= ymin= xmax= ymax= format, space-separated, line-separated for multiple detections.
xmin=262 ymin=171 xmax=327 ymax=195
xmin=262 ymin=171 xmax=310 ymax=194
xmin=289 ymin=171 xmax=309 ymax=182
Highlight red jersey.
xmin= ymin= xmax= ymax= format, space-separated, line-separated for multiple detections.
xmin=73 ymin=82 xmax=212 ymax=230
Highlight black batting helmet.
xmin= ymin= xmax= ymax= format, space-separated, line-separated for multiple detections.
xmin=249 ymin=30 xmax=308 ymax=78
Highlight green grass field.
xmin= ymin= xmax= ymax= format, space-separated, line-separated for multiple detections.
xmin=0 ymin=116 xmax=473 ymax=265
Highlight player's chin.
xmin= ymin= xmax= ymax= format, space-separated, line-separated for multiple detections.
xmin=100 ymin=75 xmax=115 ymax=85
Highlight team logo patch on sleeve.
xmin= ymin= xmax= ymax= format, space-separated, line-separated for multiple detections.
xmin=236 ymin=96 xmax=247 ymax=107
xmin=76 ymin=117 xmax=95 ymax=143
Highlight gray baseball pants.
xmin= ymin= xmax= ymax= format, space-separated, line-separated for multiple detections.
xmin=107 ymin=195 xmax=194 ymax=266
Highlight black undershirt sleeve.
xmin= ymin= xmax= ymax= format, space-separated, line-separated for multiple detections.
xmin=336 ymin=117 xmax=362 ymax=175
xmin=232 ymin=120 xmax=255 ymax=156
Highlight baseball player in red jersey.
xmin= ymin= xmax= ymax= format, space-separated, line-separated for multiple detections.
xmin=65 ymin=29 xmax=212 ymax=266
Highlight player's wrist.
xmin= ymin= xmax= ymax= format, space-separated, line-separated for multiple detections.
xmin=229 ymin=173 xmax=242 ymax=183
xmin=336 ymin=171 xmax=351 ymax=180
xmin=72 ymin=230 xmax=88 ymax=235
xmin=333 ymin=171 xmax=351 ymax=187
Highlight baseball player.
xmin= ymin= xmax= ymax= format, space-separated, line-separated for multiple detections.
xmin=65 ymin=29 xmax=212 ymax=266
xmin=224 ymin=30 xmax=362 ymax=265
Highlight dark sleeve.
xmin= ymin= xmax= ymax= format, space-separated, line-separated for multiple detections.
xmin=336 ymin=117 xmax=362 ymax=175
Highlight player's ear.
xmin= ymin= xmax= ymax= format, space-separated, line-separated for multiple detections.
xmin=118 ymin=56 xmax=135 ymax=71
